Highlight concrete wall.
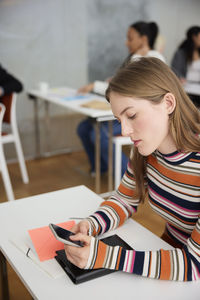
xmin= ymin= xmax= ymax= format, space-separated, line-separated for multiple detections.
xmin=87 ymin=0 xmax=148 ymax=81
xmin=0 ymin=0 xmax=200 ymax=159
xmin=0 ymin=0 xmax=88 ymax=158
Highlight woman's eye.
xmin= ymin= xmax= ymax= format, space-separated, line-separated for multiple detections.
xmin=128 ymin=114 xmax=136 ymax=120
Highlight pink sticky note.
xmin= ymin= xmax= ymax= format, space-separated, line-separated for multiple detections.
xmin=28 ymin=221 xmax=75 ymax=262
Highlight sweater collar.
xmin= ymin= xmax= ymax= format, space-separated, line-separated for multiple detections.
xmin=156 ymin=150 xmax=193 ymax=164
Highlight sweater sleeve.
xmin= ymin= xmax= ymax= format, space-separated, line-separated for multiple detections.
xmin=85 ymin=216 xmax=200 ymax=281
xmin=86 ymin=159 xmax=146 ymax=236
xmin=93 ymin=80 xmax=108 ymax=96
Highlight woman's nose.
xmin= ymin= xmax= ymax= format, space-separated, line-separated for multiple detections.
xmin=121 ymin=122 xmax=133 ymax=137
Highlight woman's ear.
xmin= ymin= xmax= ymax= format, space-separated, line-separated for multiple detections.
xmin=164 ymin=93 xmax=176 ymax=114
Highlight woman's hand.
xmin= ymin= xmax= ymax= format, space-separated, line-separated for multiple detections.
xmin=77 ymin=83 xmax=94 ymax=94
xmin=70 ymin=220 xmax=90 ymax=235
xmin=64 ymin=233 xmax=91 ymax=269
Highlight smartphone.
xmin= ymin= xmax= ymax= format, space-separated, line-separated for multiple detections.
xmin=49 ymin=223 xmax=84 ymax=247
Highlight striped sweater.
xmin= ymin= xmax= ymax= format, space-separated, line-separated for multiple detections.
xmin=85 ymin=150 xmax=200 ymax=281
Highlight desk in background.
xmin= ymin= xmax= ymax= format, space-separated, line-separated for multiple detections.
xmin=28 ymin=87 xmax=115 ymax=194
xmin=0 ymin=185 xmax=199 ymax=300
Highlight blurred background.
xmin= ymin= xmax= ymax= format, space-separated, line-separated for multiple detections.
xmin=0 ymin=1 xmax=200 ymax=298
xmin=1 ymin=0 xmax=200 ymax=160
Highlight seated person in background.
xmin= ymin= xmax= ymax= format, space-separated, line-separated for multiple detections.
xmin=77 ymin=21 xmax=165 ymax=177
xmin=65 ymin=57 xmax=200 ymax=282
xmin=78 ymin=21 xmax=165 ymax=95
xmin=171 ymin=26 xmax=200 ymax=107
xmin=0 ymin=63 xmax=23 ymax=100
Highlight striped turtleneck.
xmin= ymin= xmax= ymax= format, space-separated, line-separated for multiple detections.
xmin=85 ymin=150 xmax=200 ymax=281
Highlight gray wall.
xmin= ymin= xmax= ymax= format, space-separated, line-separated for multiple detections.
xmin=87 ymin=0 xmax=148 ymax=81
xmin=0 ymin=0 xmax=88 ymax=158
xmin=0 ymin=0 xmax=88 ymax=119
xmin=87 ymin=0 xmax=200 ymax=80
xmin=0 ymin=0 xmax=200 ymax=159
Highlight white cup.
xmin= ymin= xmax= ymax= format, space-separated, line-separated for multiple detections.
xmin=38 ymin=82 xmax=49 ymax=93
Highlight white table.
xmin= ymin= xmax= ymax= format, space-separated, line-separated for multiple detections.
xmin=0 ymin=185 xmax=199 ymax=300
xmin=28 ymin=87 xmax=115 ymax=194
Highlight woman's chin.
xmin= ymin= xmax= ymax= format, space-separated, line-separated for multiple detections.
xmin=137 ymin=146 xmax=155 ymax=156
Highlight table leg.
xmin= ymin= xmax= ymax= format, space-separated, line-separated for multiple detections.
xmin=33 ymin=98 xmax=41 ymax=158
xmin=108 ymin=120 xmax=113 ymax=192
xmin=0 ymin=251 xmax=9 ymax=300
xmin=44 ymin=101 xmax=51 ymax=154
xmin=95 ymin=121 xmax=101 ymax=194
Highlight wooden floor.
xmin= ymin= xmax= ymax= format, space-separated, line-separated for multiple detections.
xmin=0 ymin=151 xmax=165 ymax=300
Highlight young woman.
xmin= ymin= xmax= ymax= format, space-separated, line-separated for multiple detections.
xmin=65 ymin=57 xmax=200 ymax=281
xmin=171 ymin=26 xmax=200 ymax=107
xmin=77 ymin=21 xmax=165 ymax=177
xmin=78 ymin=21 xmax=165 ymax=95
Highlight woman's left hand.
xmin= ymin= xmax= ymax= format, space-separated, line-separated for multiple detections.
xmin=64 ymin=233 xmax=91 ymax=269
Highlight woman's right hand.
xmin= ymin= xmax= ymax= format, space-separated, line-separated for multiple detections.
xmin=70 ymin=220 xmax=90 ymax=235
xmin=77 ymin=83 xmax=94 ymax=94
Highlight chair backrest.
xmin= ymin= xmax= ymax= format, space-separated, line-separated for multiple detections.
xmin=0 ymin=93 xmax=15 ymax=124
xmin=0 ymin=103 xmax=6 ymax=133
xmin=0 ymin=93 xmax=18 ymax=133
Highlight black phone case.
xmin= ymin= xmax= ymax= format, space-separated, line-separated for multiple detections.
xmin=55 ymin=234 xmax=133 ymax=284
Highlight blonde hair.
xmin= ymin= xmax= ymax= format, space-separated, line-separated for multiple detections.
xmin=106 ymin=57 xmax=200 ymax=202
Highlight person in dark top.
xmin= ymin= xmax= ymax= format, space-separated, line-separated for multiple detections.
xmin=0 ymin=64 xmax=23 ymax=100
xmin=171 ymin=26 xmax=200 ymax=107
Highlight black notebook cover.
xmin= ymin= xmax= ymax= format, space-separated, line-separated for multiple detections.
xmin=55 ymin=234 xmax=133 ymax=284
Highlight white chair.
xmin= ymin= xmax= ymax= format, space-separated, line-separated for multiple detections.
xmin=113 ymin=136 xmax=133 ymax=190
xmin=0 ymin=93 xmax=29 ymax=201
xmin=0 ymin=103 xmax=15 ymax=201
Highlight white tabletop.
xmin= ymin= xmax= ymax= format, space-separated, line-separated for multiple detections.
xmin=0 ymin=185 xmax=199 ymax=300
xmin=28 ymin=87 xmax=114 ymax=119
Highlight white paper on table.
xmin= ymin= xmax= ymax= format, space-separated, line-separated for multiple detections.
xmin=10 ymin=235 xmax=65 ymax=279
xmin=47 ymin=87 xmax=76 ymax=97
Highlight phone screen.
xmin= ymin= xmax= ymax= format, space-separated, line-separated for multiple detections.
xmin=50 ymin=224 xmax=84 ymax=247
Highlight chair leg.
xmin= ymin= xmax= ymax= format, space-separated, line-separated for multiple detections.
xmin=114 ymin=141 xmax=122 ymax=190
xmin=13 ymin=131 xmax=29 ymax=184
xmin=0 ymin=144 xmax=15 ymax=201
xmin=0 ymin=251 xmax=10 ymax=300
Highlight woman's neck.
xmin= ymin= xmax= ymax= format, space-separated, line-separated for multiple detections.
xmin=157 ymin=133 xmax=177 ymax=155
xmin=135 ymin=45 xmax=150 ymax=56
xmin=193 ymin=49 xmax=200 ymax=61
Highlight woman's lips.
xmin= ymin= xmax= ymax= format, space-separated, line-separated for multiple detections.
xmin=132 ymin=139 xmax=141 ymax=146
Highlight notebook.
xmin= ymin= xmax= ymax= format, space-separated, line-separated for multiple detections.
xmin=81 ymin=100 xmax=111 ymax=110
xmin=28 ymin=220 xmax=75 ymax=261
xmin=55 ymin=234 xmax=133 ymax=284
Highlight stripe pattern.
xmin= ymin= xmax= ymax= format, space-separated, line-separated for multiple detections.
xmin=85 ymin=150 xmax=200 ymax=281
